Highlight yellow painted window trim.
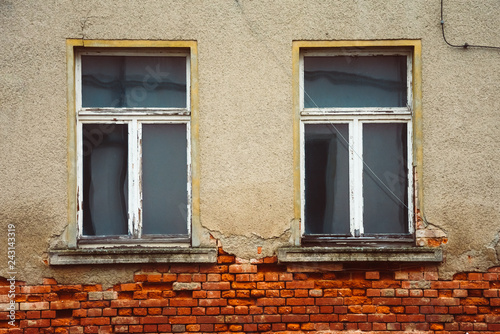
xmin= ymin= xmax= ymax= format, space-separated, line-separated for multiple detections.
xmin=291 ymin=39 xmax=423 ymax=245
xmin=65 ymin=39 xmax=202 ymax=249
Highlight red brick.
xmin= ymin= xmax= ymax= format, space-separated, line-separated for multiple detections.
xmin=120 ymin=283 xmax=140 ymax=291
xmin=236 ymin=274 xmax=250 ymax=282
xmin=310 ymin=314 xmax=338 ymax=322
xmin=140 ymin=316 xmax=170 ymax=324
xmin=196 ymin=315 xmax=225 ymax=323
xmin=192 ymin=290 xmax=207 ymax=299
xmin=426 ymin=314 xmax=454 ymax=322
xmin=315 ymin=297 xmax=343 ymax=305
xmin=484 ymin=273 xmax=498 ymax=280
xmin=199 ymin=264 xmax=227 ymax=273
xmin=20 ymin=302 xmax=50 ymax=311
xmin=431 ymin=281 xmax=460 ymax=289
xmin=207 ymin=290 xmax=222 ymax=298
xmin=460 ymin=281 xmax=490 ymax=289
xmin=395 ymin=289 xmax=409 ymax=297
xmin=110 ymin=300 xmax=140 ymax=308
xmin=20 ymin=319 xmax=51 ymax=328
xmin=199 ymin=299 xmax=228 ymax=307
xmin=256 ymin=298 xmax=285 ymax=306
xmin=402 ymin=297 xmax=431 ymax=305
xmin=162 ymin=274 xmax=177 ymax=282
xmin=225 ymin=315 xmax=252 ymax=323
xmin=423 ymin=289 xmax=438 ymax=297
xmin=397 ymin=314 xmax=426 ymax=322
xmin=253 ymin=314 xmax=281 ymax=323
xmin=128 ymin=325 xmax=143 ymax=332
xmin=468 ymin=273 xmax=483 ymax=281
xmin=430 ymin=297 xmax=459 ymax=306
xmin=409 ymin=289 xmax=423 ymax=297
xmin=111 ymin=317 xmax=140 ymax=325
xmin=202 ymin=282 xmax=230 ymax=290
xmin=21 ymin=286 xmax=51 ymax=294
xmin=229 ymin=264 xmax=257 ymax=273
xmin=365 ymin=271 xmax=380 ymax=280
xmin=231 ymin=282 xmax=256 ymax=289
xmin=80 ymin=317 xmax=110 ymax=326
xmin=372 ymin=297 xmax=401 ymax=305
xmin=234 ymin=305 xmax=249 ymax=315
xmin=282 ymin=314 xmax=309 ymax=322
xmin=41 ymin=310 xmax=56 ymax=318
xmin=51 ymin=301 xmax=80 ymax=309
xmin=286 ymin=281 xmax=315 ymax=289
xmin=372 ymin=322 xmax=387 ymax=330
xmin=207 ymin=274 xmax=221 ymax=282
xmin=344 ymin=314 xmax=367 ymax=322
xmin=170 ymin=298 xmax=197 ymax=307
xmin=294 ymin=289 xmax=309 ymax=297
xmin=256 ymin=282 xmax=285 ymax=289
xmin=221 ymin=273 xmax=235 ymax=282
xmin=218 ymin=255 xmax=236 ymax=264
xmin=425 ymin=271 xmax=439 ymax=281
xmin=387 ymin=322 xmax=401 ymax=330
xmin=285 ymin=297 xmax=314 ymax=306
xmin=367 ymin=314 xmax=397 ymax=322
xmin=484 ymin=289 xmax=498 ymax=297
xmin=145 ymin=274 xmax=162 ymax=282
xmin=366 ymin=288 xmax=381 ymax=297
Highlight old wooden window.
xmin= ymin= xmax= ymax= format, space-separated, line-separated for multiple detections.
xmin=76 ymin=49 xmax=191 ymax=245
xmin=300 ymin=47 xmax=414 ymax=244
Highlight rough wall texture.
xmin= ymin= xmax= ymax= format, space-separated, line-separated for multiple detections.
xmin=4 ymin=250 xmax=500 ymax=333
xmin=0 ymin=0 xmax=499 ymax=288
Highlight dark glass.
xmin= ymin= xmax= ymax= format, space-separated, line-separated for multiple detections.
xmin=363 ymin=123 xmax=408 ymax=234
xmin=304 ymin=55 xmax=407 ymax=108
xmin=82 ymin=56 xmax=187 ymax=108
xmin=142 ymin=124 xmax=188 ymax=235
xmin=82 ymin=124 xmax=128 ymax=236
xmin=304 ymin=124 xmax=350 ymax=235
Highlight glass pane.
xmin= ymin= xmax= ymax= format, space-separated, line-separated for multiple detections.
xmin=304 ymin=124 xmax=350 ymax=235
xmin=82 ymin=124 xmax=128 ymax=236
xmin=363 ymin=123 xmax=408 ymax=234
xmin=304 ymin=55 xmax=407 ymax=108
xmin=82 ymin=56 xmax=187 ymax=108
xmin=142 ymin=124 xmax=188 ymax=235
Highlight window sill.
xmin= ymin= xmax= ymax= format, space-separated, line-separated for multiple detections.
xmin=49 ymin=247 xmax=218 ymax=265
xmin=278 ymin=246 xmax=443 ymax=263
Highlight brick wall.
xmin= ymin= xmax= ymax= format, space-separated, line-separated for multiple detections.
xmin=2 ymin=248 xmax=500 ymax=333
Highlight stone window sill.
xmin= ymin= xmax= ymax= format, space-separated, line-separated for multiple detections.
xmin=49 ymin=247 xmax=218 ymax=265
xmin=278 ymin=246 xmax=443 ymax=263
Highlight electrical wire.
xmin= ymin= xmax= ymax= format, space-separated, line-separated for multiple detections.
xmin=441 ymin=0 xmax=500 ymax=50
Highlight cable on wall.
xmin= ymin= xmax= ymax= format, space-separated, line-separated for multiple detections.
xmin=441 ymin=0 xmax=500 ymax=50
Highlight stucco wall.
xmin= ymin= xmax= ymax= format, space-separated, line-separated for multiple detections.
xmin=0 ymin=0 xmax=499 ymax=285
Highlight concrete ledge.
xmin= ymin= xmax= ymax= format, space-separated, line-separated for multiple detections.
xmin=278 ymin=246 xmax=443 ymax=263
xmin=49 ymin=247 xmax=218 ymax=265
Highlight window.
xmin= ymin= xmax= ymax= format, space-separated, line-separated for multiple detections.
xmin=297 ymin=42 xmax=419 ymax=244
xmin=75 ymin=46 xmax=193 ymax=245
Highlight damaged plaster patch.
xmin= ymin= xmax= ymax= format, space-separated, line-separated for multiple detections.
xmin=205 ymin=225 xmax=292 ymax=260
xmin=489 ymin=231 xmax=500 ymax=263
xmin=415 ymin=210 xmax=448 ymax=247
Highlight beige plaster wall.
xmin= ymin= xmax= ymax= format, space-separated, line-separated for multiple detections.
xmin=0 ymin=0 xmax=499 ymax=284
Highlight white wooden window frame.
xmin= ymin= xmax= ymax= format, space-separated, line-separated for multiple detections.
xmin=75 ymin=50 xmax=192 ymax=246
xmin=299 ymin=49 xmax=414 ymax=240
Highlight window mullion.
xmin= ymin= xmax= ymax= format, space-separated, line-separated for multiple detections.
xmin=407 ymin=121 xmax=414 ymax=234
xmin=128 ymin=120 xmax=140 ymax=238
xmin=351 ymin=119 xmax=364 ymax=236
